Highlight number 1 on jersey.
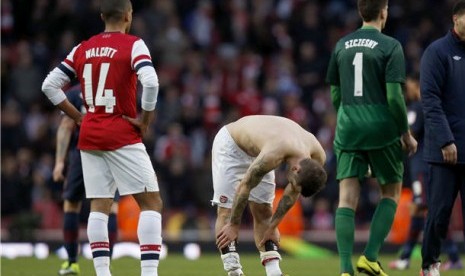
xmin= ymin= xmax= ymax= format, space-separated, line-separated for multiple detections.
xmin=83 ymin=63 xmax=116 ymax=113
xmin=352 ymin=52 xmax=363 ymax=97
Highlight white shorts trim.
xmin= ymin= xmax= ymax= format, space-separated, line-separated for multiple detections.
xmin=81 ymin=143 xmax=158 ymax=198
xmin=211 ymin=127 xmax=275 ymax=208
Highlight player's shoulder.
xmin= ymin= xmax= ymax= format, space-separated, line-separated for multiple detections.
xmin=422 ymin=36 xmax=448 ymax=62
xmin=380 ymin=32 xmax=400 ymax=43
xmin=111 ymin=33 xmax=142 ymax=43
xmin=84 ymin=32 xmax=142 ymax=45
xmin=334 ymin=32 xmax=354 ymax=48
xmin=424 ymin=34 xmax=448 ymax=53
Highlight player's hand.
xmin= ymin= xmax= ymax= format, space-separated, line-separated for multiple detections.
xmin=216 ymin=223 xmax=240 ymax=250
xmin=123 ymin=115 xmax=149 ymax=136
xmin=53 ymin=161 xmax=66 ymax=182
xmin=401 ymin=132 xmax=418 ymax=156
xmin=259 ymin=227 xmax=280 ymax=248
xmin=74 ymin=114 xmax=82 ymax=126
xmin=441 ymin=143 xmax=457 ymax=164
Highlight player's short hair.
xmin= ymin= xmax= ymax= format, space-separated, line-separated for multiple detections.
xmin=296 ymin=158 xmax=327 ymax=198
xmin=357 ymin=0 xmax=388 ymax=22
xmin=453 ymin=0 xmax=465 ymax=15
xmin=100 ymin=0 xmax=132 ymax=23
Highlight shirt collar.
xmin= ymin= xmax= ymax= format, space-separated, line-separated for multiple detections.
xmin=450 ymin=29 xmax=465 ymax=48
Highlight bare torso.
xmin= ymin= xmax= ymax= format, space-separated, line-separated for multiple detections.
xmin=226 ymin=115 xmax=325 ymax=165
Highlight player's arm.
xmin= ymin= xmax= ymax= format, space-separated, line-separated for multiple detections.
xmin=386 ymin=82 xmax=408 ymax=134
xmin=385 ymin=43 xmax=417 ymax=155
xmin=42 ymin=47 xmax=83 ymax=125
xmin=216 ymin=150 xmax=282 ymax=249
xmin=420 ymin=47 xmax=456 ymax=164
xmin=258 ymin=175 xmax=302 ymax=248
xmin=229 ymin=151 xmax=282 ymax=225
xmin=42 ymin=68 xmax=83 ymax=124
xmin=326 ymin=46 xmax=341 ymax=111
xmin=311 ymin=141 xmax=327 ymax=167
xmin=271 ymin=181 xmax=300 ymax=229
xmin=53 ymin=115 xmax=75 ymax=182
xmin=124 ymin=39 xmax=159 ymax=136
xmin=330 ymin=85 xmax=341 ymax=111
xmin=386 ymin=82 xmax=417 ymax=155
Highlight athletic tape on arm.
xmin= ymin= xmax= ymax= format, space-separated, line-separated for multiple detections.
xmin=42 ymin=67 xmax=69 ymax=105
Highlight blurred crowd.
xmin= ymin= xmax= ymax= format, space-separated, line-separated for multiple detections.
xmin=1 ymin=0 xmax=458 ymax=239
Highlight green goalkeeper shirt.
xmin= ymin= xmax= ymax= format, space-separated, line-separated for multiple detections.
xmin=326 ymin=26 xmax=407 ymax=150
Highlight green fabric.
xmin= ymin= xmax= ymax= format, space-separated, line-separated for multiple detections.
xmin=331 ymin=85 xmax=341 ymax=111
xmin=326 ymin=28 xmax=407 ymax=150
xmin=336 ymin=208 xmax=355 ymax=274
xmin=361 ymin=26 xmax=377 ymax=30
xmin=335 ymin=141 xmax=404 ymax=184
xmin=386 ymin=82 xmax=409 ymax=134
xmin=364 ymin=198 xmax=398 ymax=261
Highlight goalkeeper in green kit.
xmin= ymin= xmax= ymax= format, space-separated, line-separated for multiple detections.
xmin=326 ymin=0 xmax=418 ymax=275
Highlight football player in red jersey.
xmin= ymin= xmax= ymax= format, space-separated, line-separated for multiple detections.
xmin=42 ymin=1 xmax=162 ymax=275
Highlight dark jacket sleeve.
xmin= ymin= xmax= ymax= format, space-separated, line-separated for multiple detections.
xmin=420 ymin=46 xmax=455 ymax=148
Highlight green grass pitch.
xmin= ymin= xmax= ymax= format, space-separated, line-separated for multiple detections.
xmin=2 ymin=254 xmax=464 ymax=275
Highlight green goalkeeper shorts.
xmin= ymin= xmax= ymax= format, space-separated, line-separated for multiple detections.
xmin=335 ymin=141 xmax=404 ymax=185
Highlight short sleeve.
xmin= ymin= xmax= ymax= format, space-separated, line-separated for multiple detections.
xmin=58 ymin=44 xmax=80 ymax=80
xmin=131 ymin=39 xmax=153 ymax=72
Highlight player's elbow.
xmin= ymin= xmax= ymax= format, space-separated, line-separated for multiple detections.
xmin=41 ymin=77 xmax=52 ymax=94
xmin=42 ymin=77 xmax=66 ymax=105
xmin=139 ymin=66 xmax=159 ymax=88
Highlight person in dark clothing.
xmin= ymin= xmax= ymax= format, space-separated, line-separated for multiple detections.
xmin=389 ymin=75 xmax=462 ymax=271
xmin=420 ymin=1 xmax=465 ymax=275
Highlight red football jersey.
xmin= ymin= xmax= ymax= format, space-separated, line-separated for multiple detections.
xmin=59 ymin=32 xmax=153 ymax=150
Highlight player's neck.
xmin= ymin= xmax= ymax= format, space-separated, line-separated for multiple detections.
xmin=362 ymin=22 xmax=382 ymax=32
xmin=104 ymin=23 xmax=127 ymax=34
xmin=287 ymin=156 xmax=305 ymax=168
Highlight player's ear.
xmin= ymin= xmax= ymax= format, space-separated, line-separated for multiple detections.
xmin=382 ymin=6 xmax=388 ymax=20
xmin=124 ymin=11 xmax=131 ymax=23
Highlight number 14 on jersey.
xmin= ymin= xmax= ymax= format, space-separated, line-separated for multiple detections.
xmin=83 ymin=63 xmax=116 ymax=113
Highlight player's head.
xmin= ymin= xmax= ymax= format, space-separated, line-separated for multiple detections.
xmin=453 ymin=0 xmax=465 ymax=38
xmin=358 ymin=0 xmax=389 ymax=28
xmin=100 ymin=0 xmax=133 ymax=33
xmin=288 ymin=158 xmax=327 ymax=198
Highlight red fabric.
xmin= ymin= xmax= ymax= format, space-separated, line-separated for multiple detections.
xmin=90 ymin=242 xmax=110 ymax=249
xmin=261 ymin=257 xmax=280 ymax=266
xmin=132 ymin=54 xmax=151 ymax=67
xmin=140 ymin=244 xmax=161 ymax=252
xmin=69 ymin=33 xmax=145 ymax=150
